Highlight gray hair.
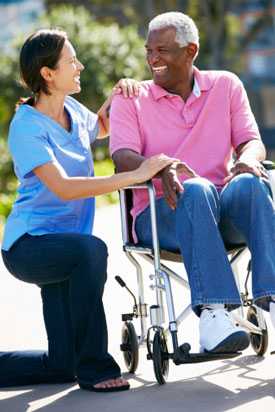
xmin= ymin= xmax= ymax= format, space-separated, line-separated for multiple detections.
xmin=148 ymin=12 xmax=199 ymax=47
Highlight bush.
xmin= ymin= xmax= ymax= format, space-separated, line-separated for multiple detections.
xmin=0 ymin=4 xmax=147 ymax=225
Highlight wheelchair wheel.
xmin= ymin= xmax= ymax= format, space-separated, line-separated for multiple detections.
xmin=152 ymin=328 xmax=169 ymax=385
xmin=121 ymin=322 xmax=139 ymax=373
xmin=247 ymin=306 xmax=268 ymax=356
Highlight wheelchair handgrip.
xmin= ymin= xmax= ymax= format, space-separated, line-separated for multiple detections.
xmin=262 ymin=160 xmax=275 ymax=171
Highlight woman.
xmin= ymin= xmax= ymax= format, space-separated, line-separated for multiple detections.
xmin=0 ymin=29 xmax=175 ymax=392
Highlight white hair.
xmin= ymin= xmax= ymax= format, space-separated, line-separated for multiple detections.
xmin=148 ymin=12 xmax=199 ymax=47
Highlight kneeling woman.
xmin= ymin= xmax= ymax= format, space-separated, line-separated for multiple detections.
xmin=0 ymin=29 xmax=174 ymax=392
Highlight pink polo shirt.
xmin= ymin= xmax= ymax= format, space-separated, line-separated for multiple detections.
xmin=110 ymin=67 xmax=260 ymax=233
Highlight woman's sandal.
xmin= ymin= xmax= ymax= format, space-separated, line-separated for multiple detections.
xmin=80 ymin=380 xmax=130 ymax=393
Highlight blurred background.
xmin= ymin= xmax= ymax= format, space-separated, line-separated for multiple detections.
xmin=0 ymin=0 xmax=275 ymax=238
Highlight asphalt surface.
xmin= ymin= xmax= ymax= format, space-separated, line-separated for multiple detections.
xmin=1 ymin=204 xmax=275 ymax=411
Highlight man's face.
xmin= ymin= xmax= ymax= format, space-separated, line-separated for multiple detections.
xmin=145 ymin=27 xmax=193 ymax=92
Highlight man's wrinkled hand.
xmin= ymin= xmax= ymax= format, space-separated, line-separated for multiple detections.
xmin=160 ymin=161 xmax=197 ymax=209
xmin=224 ymin=159 xmax=268 ymax=184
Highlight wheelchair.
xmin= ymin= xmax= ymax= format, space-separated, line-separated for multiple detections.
xmin=115 ymin=161 xmax=275 ymax=385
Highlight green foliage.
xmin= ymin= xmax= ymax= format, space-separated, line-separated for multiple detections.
xmin=0 ymin=4 xmax=146 ymax=227
xmin=0 ymin=136 xmax=16 ymax=193
xmin=40 ymin=5 xmax=148 ymax=111
xmin=94 ymin=158 xmax=119 ymax=207
xmin=0 ymin=135 xmax=17 ymax=231
xmin=0 ymin=193 xmax=16 ymax=219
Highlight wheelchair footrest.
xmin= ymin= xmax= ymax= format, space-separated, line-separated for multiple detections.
xmin=173 ymin=345 xmax=241 ymax=365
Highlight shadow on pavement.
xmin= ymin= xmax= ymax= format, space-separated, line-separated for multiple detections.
xmin=0 ymin=354 xmax=274 ymax=412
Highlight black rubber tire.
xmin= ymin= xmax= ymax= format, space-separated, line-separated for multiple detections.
xmin=247 ymin=305 xmax=268 ymax=356
xmin=152 ymin=328 xmax=169 ymax=385
xmin=121 ymin=322 xmax=139 ymax=373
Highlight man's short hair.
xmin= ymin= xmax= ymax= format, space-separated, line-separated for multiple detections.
xmin=148 ymin=12 xmax=199 ymax=47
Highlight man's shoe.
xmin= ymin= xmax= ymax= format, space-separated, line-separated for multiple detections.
xmin=200 ymin=308 xmax=250 ymax=353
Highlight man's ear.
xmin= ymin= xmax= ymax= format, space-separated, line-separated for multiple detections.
xmin=186 ymin=43 xmax=199 ymax=60
xmin=40 ymin=66 xmax=53 ymax=82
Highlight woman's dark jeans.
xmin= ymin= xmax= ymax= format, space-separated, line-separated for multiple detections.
xmin=1 ymin=233 xmax=121 ymax=387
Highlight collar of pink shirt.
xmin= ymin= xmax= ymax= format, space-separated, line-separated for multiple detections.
xmin=149 ymin=66 xmax=213 ymax=101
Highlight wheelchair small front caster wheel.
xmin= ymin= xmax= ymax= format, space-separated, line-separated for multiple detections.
xmin=247 ymin=306 xmax=268 ymax=356
xmin=121 ymin=321 xmax=139 ymax=373
xmin=152 ymin=327 xmax=169 ymax=384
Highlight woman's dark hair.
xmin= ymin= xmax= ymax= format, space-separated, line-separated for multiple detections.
xmin=19 ymin=28 xmax=68 ymax=97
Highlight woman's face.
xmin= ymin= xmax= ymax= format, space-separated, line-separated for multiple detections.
xmin=47 ymin=40 xmax=84 ymax=95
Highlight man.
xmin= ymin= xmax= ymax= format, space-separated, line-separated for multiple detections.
xmin=109 ymin=12 xmax=275 ymax=353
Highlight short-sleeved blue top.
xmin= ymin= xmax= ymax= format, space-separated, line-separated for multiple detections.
xmin=2 ymin=96 xmax=99 ymax=251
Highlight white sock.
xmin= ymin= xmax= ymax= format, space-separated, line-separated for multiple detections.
xmin=270 ymin=301 xmax=275 ymax=329
xmin=202 ymin=304 xmax=225 ymax=311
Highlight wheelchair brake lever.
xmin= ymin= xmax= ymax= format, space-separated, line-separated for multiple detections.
xmin=115 ymin=275 xmax=138 ymax=314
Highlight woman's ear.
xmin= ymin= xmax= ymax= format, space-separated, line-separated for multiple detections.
xmin=40 ymin=66 xmax=53 ymax=82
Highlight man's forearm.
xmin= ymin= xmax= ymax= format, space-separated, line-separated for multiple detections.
xmin=112 ymin=149 xmax=146 ymax=173
xmin=236 ymin=139 xmax=266 ymax=162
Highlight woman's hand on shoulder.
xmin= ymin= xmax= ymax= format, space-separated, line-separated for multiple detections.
xmin=112 ymin=78 xmax=141 ymax=98
xmin=96 ymin=78 xmax=141 ymax=139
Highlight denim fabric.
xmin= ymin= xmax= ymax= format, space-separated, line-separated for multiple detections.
xmin=135 ymin=174 xmax=275 ymax=315
xmin=1 ymin=233 xmax=121 ymax=387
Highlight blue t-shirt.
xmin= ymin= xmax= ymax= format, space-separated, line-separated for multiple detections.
xmin=2 ymin=96 xmax=99 ymax=251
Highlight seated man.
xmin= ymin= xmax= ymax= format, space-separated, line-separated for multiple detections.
xmin=109 ymin=11 xmax=275 ymax=353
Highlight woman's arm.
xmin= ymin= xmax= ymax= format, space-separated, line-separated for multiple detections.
xmin=33 ymin=154 xmax=176 ymax=201
xmin=97 ymin=79 xmax=140 ymax=139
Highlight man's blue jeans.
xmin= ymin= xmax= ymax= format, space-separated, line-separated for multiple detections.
xmin=1 ymin=233 xmax=121 ymax=387
xmin=135 ymin=174 xmax=275 ymax=315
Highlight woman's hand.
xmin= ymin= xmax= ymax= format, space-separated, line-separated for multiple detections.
xmin=112 ymin=78 xmax=140 ymax=98
xmin=134 ymin=154 xmax=178 ymax=184
xmin=97 ymin=79 xmax=141 ymax=139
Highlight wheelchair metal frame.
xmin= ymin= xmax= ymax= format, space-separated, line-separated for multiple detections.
xmin=117 ymin=163 xmax=275 ymax=383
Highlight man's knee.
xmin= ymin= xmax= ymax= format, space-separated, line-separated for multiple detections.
xmin=226 ymin=173 xmax=268 ymax=197
xmin=182 ymin=177 xmax=217 ymax=199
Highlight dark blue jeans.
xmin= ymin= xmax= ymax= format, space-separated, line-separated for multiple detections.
xmin=136 ymin=175 xmax=275 ymax=315
xmin=1 ymin=233 xmax=121 ymax=387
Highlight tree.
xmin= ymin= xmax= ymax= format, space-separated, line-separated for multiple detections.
xmin=44 ymin=0 xmax=275 ymax=72
xmin=194 ymin=0 xmax=275 ymax=70
xmin=0 ymin=4 xmax=148 ymax=219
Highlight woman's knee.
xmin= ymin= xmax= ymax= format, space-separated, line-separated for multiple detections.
xmin=68 ymin=235 xmax=108 ymax=288
xmin=76 ymin=235 xmax=108 ymax=261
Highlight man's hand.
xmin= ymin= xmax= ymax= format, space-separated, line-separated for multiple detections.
xmin=224 ymin=158 xmax=268 ymax=184
xmin=160 ymin=162 xmax=197 ymax=209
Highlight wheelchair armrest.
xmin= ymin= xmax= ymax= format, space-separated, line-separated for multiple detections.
xmin=119 ymin=180 xmax=161 ymax=260
xmin=262 ymin=160 xmax=275 ymax=171
xmin=121 ymin=180 xmax=154 ymax=191
xmin=262 ymin=160 xmax=275 ymax=201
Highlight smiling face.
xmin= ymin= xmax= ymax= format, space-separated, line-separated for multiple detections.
xmin=145 ymin=27 xmax=196 ymax=94
xmin=41 ymin=40 xmax=84 ymax=96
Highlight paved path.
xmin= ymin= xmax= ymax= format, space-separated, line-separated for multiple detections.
xmin=1 ymin=204 xmax=275 ymax=411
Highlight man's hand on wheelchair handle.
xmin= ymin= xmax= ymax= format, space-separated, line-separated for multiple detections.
xmin=224 ymin=158 xmax=268 ymax=185
xmin=160 ymin=162 xmax=197 ymax=209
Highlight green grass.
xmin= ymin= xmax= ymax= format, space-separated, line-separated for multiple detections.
xmin=94 ymin=158 xmax=119 ymax=207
